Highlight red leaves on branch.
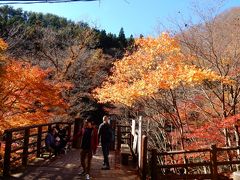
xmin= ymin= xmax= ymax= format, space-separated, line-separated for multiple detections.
xmin=0 ymin=39 xmax=72 ymax=135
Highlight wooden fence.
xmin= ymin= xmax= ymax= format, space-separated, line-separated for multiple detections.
xmin=2 ymin=121 xmax=73 ymax=176
xmin=150 ymin=144 xmax=240 ymax=179
xmin=117 ymin=118 xmax=240 ymax=180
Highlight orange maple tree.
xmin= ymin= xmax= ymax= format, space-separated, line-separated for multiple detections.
xmin=93 ymin=33 xmax=234 ymax=152
xmin=0 ymin=38 xmax=72 ymax=135
xmin=93 ymin=33 xmax=230 ymax=106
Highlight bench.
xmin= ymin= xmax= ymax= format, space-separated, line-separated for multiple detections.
xmin=120 ymin=144 xmax=132 ymax=165
xmin=40 ymin=140 xmax=72 ymax=158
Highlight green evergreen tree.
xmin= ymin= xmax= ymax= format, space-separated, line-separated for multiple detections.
xmin=118 ymin=27 xmax=127 ymax=49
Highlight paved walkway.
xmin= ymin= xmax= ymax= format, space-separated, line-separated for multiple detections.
xmin=10 ymin=148 xmax=140 ymax=180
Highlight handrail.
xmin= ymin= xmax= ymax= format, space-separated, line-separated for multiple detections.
xmin=2 ymin=121 xmax=74 ymax=177
xmin=156 ymin=146 xmax=240 ymax=156
xmin=157 ymin=148 xmax=210 ymax=155
xmin=4 ymin=122 xmax=72 ymax=133
xmin=150 ymin=144 xmax=240 ymax=180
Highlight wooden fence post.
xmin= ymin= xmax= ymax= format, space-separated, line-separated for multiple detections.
xmin=22 ymin=128 xmax=30 ymax=166
xmin=151 ymin=149 xmax=157 ymax=180
xmin=68 ymin=123 xmax=72 ymax=138
xmin=211 ymin=144 xmax=218 ymax=180
xmin=117 ymin=125 xmax=121 ymax=150
xmin=224 ymin=128 xmax=233 ymax=171
xmin=37 ymin=126 xmax=42 ymax=157
xmin=72 ymin=118 xmax=82 ymax=148
xmin=48 ymin=124 xmax=52 ymax=131
xmin=3 ymin=131 xmax=12 ymax=177
xmin=130 ymin=133 xmax=133 ymax=150
xmin=110 ymin=119 xmax=116 ymax=150
xmin=141 ymin=135 xmax=148 ymax=180
xmin=235 ymin=125 xmax=240 ymax=171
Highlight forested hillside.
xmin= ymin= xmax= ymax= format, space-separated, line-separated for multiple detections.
xmin=0 ymin=5 xmax=134 ymax=128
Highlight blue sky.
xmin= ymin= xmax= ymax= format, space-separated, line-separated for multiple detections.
xmin=7 ymin=0 xmax=240 ymax=37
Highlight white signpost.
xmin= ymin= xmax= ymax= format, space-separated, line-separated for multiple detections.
xmin=131 ymin=119 xmax=136 ymax=136
xmin=138 ymin=116 xmax=142 ymax=167
xmin=132 ymin=119 xmax=137 ymax=153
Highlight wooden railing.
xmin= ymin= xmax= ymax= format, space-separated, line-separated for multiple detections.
xmin=2 ymin=121 xmax=73 ymax=176
xmin=150 ymin=144 xmax=240 ymax=180
xmin=116 ymin=119 xmax=240 ymax=180
xmin=116 ymin=124 xmax=148 ymax=180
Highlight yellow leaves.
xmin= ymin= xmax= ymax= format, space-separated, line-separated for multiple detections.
xmin=183 ymin=67 xmax=217 ymax=85
xmin=221 ymin=57 xmax=231 ymax=66
xmin=0 ymin=38 xmax=8 ymax=51
xmin=0 ymin=38 xmax=8 ymax=63
xmin=93 ymin=33 xmax=231 ymax=106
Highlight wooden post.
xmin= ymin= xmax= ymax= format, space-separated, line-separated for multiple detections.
xmin=151 ymin=149 xmax=158 ymax=180
xmin=110 ymin=119 xmax=116 ymax=150
xmin=117 ymin=125 xmax=121 ymax=150
xmin=235 ymin=125 xmax=240 ymax=147
xmin=48 ymin=124 xmax=52 ymax=131
xmin=147 ymin=118 xmax=150 ymax=137
xmin=3 ymin=131 xmax=12 ymax=177
xmin=72 ymin=118 xmax=82 ymax=148
xmin=130 ymin=134 xmax=133 ymax=150
xmin=224 ymin=128 xmax=233 ymax=171
xmin=184 ymin=156 xmax=188 ymax=176
xmin=37 ymin=126 xmax=42 ymax=157
xmin=22 ymin=128 xmax=30 ymax=166
xmin=67 ymin=123 xmax=72 ymax=138
xmin=211 ymin=144 xmax=218 ymax=180
xmin=141 ymin=135 xmax=148 ymax=180
xmin=235 ymin=125 xmax=240 ymax=171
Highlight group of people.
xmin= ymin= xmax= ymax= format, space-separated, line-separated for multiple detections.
xmin=45 ymin=125 xmax=70 ymax=156
xmin=44 ymin=116 xmax=113 ymax=180
xmin=74 ymin=115 xmax=113 ymax=180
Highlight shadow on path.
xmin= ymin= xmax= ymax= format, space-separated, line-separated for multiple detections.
xmin=6 ymin=147 xmax=139 ymax=180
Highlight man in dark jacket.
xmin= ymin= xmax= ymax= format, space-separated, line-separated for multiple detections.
xmin=98 ymin=116 xmax=112 ymax=170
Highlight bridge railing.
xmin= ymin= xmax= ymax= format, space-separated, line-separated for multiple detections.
xmin=116 ymin=118 xmax=240 ymax=180
xmin=150 ymin=145 xmax=240 ymax=180
xmin=116 ymin=122 xmax=148 ymax=180
xmin=2 ymin=121 xmax=73 ymax=176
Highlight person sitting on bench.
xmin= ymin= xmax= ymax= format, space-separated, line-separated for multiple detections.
xmin=45 ymin=127 xmax=62 ymax=155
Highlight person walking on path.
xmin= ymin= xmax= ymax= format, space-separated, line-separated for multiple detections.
xmin=74 ymin=120 xmax=98 ymax=180
xmin=98 ymin=116 xmax=113 ymax=170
